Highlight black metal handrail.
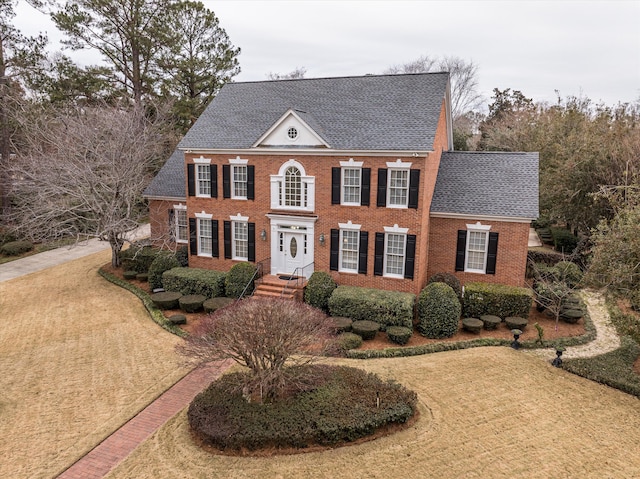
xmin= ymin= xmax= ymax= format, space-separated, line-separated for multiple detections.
xmin=281 ymin=261 xmax=313 ymax=297
xmin=238 ymin=257 xmax=270 ymax=300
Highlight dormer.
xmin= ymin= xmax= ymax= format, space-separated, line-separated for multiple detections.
xmin=253 ymin=109 xmax=330 ymax=148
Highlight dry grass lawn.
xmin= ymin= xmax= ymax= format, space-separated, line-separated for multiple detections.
xmin=0 ymin=250 xmax=188 ymax=479
xmin=106 ymin=349 xmax=640 ymax=479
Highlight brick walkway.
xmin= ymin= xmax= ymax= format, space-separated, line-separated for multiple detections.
xmin=57 ymin=360 xmax=232 ymax=479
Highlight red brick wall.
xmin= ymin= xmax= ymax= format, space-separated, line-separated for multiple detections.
xmin=427 ymin=216 xmax=530 ymax=287
xmin=148 ymin=198 xmax=185 ymax=248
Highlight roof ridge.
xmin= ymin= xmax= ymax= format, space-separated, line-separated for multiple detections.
xmin=227 ymin=71 xmax=450 ymax=86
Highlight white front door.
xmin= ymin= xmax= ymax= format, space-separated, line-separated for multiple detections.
xmin=281 ymin=231 xmax=305 ymax=275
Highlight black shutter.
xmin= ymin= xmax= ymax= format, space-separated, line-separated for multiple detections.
xmin=455 ymin=230 xmax=467 ymax=271
xmin=374 ymin=232 xmax=385 ymax=276
xmin=376 ymin=168 xmax=387 ymax=207
xmin=486 ymin=232 xmax=499 ymax=275
xmin=223 ymin=220 xmax=231 ymax=259
xmin=212 ymin=220 xmax=219 ymax=257
xmin=210 ymin=164 xmax=217 ymax=198
xmin=330 ymin=229 xmax=339 ymax=271
xmin=222 ymin=164 xmax=231 ymax=198
xmin=189 ymin=218 xmax=197 ymax=255
xmin=358 ymin=231 xmax=368 ymax=274
xmin=247 ymin=165 xmax=255 ymax=200
xmin=331 ymin=167 xmax=341 ymax=205
xmin=408 ymin=169 xmax=420 ymax=209
xmin=187 ymin=164 xmax=195 ymax=197
xmin=247 ymin=222 xmax=256 ymax=262
xmin=361 ymin=168 xmax=371 ymax=206
xmin=168 ymin=209 xmax=175 ymax=241
xmin=404 ymin=234 xmax=416 ymax=279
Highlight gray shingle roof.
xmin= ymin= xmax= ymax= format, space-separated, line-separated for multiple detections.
xmin=178 ymin=73 xmax=449 ymax=151
xmin=430 ymin=151 xmax=539 ymax=219
xmin=143 ymin=149 xmax=185 ymax=199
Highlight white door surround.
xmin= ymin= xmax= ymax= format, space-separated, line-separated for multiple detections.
xmin=267 ymin=214 xmax=317 ymax=278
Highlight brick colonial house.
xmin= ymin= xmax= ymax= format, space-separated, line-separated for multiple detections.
xmin=144 ymin=73 xmax=538 ymax=295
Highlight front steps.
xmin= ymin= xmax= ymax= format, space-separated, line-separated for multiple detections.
xmin=253 ymin=275 xmax=306 ymax=301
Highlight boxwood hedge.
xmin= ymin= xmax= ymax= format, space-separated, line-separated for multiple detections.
xmin=162 ymin=267 xmax=226 ymax=298
xmin=463 ymin=282 xmax=533 ymax=319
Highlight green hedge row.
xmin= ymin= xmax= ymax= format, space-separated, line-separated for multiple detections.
xmin=120 ymin=244 xmax=159 ymax=273
xmin=0 ymin=240 xmax=34 ymax=256
xmin=328 ymin=286 xmax=415 ymax=331
xmin=463 ymin=282 xmax=533 ymax=319
xmin=162 ymin=267 xmax=226 ymax=298
xmin=304 ymin=271 xmax=337 ymax=312
xmin=550 ymin=227 xmax=578 ymax=253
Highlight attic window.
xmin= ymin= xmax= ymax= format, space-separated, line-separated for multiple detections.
xmin=287 ymin=127 xmax=298 ymax=140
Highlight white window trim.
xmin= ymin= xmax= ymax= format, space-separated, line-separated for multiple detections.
xmin=230 ymin=213 xmax=250 ymax=261
xmin=465 ymin=222 xmax=492 ymax=274
xmin=270 ymin=159 xmax=315 ymax=212
xmin=383 ymin=224 xmax=408 ymax=279
xmin=193 ymin=156 xmax=211 ymax=164
xmin=386 ymin=166 xmax=410 ymax=209
xmin=338 ymin=221 xmax=361 ymax=274
xmin=172 ymin=204 xmax=187 ymax=244
xmin=195 ymin=163 xmax=212 ymax=198
xmin=229 ymin=157 xmax=249 ymax=200
xmin=340 ymin=159 xmax=363 ymax=206
xmin=195 ymin=211 xmax=213 ymax=257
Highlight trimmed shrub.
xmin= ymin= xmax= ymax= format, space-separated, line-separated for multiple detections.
xmin=555 ymin=261 xmax=583 ymax=288
xmin=123 ymin=270 xmax=138 ymax=280
xmin=505 ymin=317 xmax=528 ymax=330
xmin=560 ymin=309 xmax=583 ymax=324
xmin=550 ymin=227 xmax=578 ymax=253
xmin=179 ymin=294 xmax=206 ymax=313
xmin=151 ymin=291 xmax=182 ymax=310
xmin=304 ymin=271 xmax=337 ymax=312
xmin=328 ymin=286 xmax=415 ymax=331
xmin=352 ymin=320 xmax=380 ymax=340
xmin=148 ymin=253 xmax=180 ymax=290
xmin=527 ymin=248 xmax=564 ymax=277
xmin=428 ymin=272 xmax=462 ymax=301
xmin=337 ymin=332 xmax=363 ymax=351
xmin=175 ymin=245 xmax=189 ymax=267
xmin=162 ymin=267 xmax=226 ymax=298
xmin=386 ymin=326 xmax=412 ymax=345
xmin=225 ymin=262 xmax=258 ymax=298
xmin=136 ymin=273 xmax=148 ymax=281
xmin=532 ymin=217 xmax=552 ymax=229
xmin=463 ymin=282 xmax=533 ymax=319
xmin=120 ymin=244 xmax=159 ymax=273
xmin=203 ymin=297 xmax=234 ymax=313
xmin=534 ymin=280 xmax=571 ymax=311
xmin=168 ymin=314 xmax=187 ymax=325
xmin=0 ymin=240 xmax=33 ymax=256
xmin=331 ymin=316 xmax=353 ymax=333
xmin=417 ymin=282 xmax=461 ymax=339
xmin=462 ymin=317 xmax=483 ymax=334
xmin=480 ymin=315 xmax=501 ymax=330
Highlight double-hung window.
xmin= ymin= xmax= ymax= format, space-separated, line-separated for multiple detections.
xmin=455 ymin=223 xmax=497 ymax=275
xmin=232 ymin=165 xmax=247 ymax=199
xmin=339 ymin=225 xmax=360 ymax=273
xmin=233 ymin=220 xmax=249 ymax=260
xmin=388 ymin=169 xmax=409 ymax=207
xmin=196 ymin=164 xmax=211 ymax=197
xmin=342 ymin=167 xmax=361 ymax=205
xmin=384 ymin=232 xmax=406 ymax=277
xmin=173 ymin=205 xmax=188 ymax=243
xmin=198 ymin=216 xmax=213 ymax=256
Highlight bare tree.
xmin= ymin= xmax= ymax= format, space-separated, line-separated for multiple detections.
xmin=267 ymin=66 xmax=307 ymax=80
xmin=384 ymin=55 xmax=483 ymax=119
xmin=8 ymin=102 xmax=169 ymax=266
xmin=178 ymin=297 xmax=336 ymax=403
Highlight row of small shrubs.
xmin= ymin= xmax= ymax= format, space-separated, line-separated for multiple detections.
xmin=0 ymin=240 xmax=34 ymax=256
xmin=162 ymin=267 xmax=227 ymax=298
xmin=328 ymin=286 xmax=415 ymax=331
xmin=121 ymin=243 xmax=189 ymax=274
xmin=188 ymin=365 xmax=417 ymax=451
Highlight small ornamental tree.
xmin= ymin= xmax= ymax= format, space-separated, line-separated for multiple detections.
xmin=177 ymin=297 xmax=336 ymax=403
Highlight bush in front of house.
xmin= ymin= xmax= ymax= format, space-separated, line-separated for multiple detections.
xmin=554 ymin=261 xmax=583 ymax=288
xmin=550 ymin=227 xmax=578 ymax=254
xmin=162 ymin=267 xmax=226 ymax=298
xmin=463 ymin=282 xmax=533 ymax=319
xmin=417 ymin=282 xmax=461 ymax=339
xmin=179 ymin=294 xmax=206 ymax=313
xmin=304 ymin=271 xmax=337 ymax=312
xmin=386 ymin=326 xmax=412 ymax=345
xmin=121 ymin=243 xmax=159 ymax=273
xmin=175 ymin=245 xmax=189 ymax=267
xmin=328 ymin=286 xmax=415 ymax=331
xmin=427 ymin=272 xmax=462 ymax=302
xmin=148 ymin=253 xmax=180 ymax=290
xmin=225 ymin=262 xmax=258 ymax=298
xmin=0 ymin=240 xmax=34 ymax=256
xmin=337 ymin=332 xmax=363 ymax=351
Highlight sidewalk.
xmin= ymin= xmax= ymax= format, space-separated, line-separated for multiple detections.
xmin=0 ymin=224 xmax=150 ymax=283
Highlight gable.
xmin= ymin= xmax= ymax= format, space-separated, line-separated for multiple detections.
xmin=253 ymin=109 xmax=330 ymax=148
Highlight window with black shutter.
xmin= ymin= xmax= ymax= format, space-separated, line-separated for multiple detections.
xmin=455 ymin=230 xmax=467 ymax=271
xmin=358 ymin=231 xmax=368 ymax=274
xmin=361 ymin=168 xmax=371 ymax=206
xmin=223 ymin=220 xmax=232 ymax=259
xmin=374 ymin=232 xmax=385 ymax=275
xmin=331 ymin=168 xmax=341 ymax=205
xmin=408 ymin=170 xmax=420 ymax=209
xmin=404 ymin=234 xmax=416 ymax=279
xmin=189 ymin=218 xmax=197 ymax=255
xmin=376 ymin=169 xmax=387 ymax=207
xmin=329 ymin=229 xmax=339 ymax=271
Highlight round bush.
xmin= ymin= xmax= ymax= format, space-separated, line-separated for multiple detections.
xmin=148 ymin=253 xmax=180 ymax=290
xmin=151 ymin=291 xmax=182 ymax=310
xmin=135 ymin=273 xmax=148 ymax=282
xmin=304 ymin=271 xmax=337 ymax=312
xmin=331 ymin=316 xmax=353 ymax=333
xmin=462 ymin=317 xmax=483 ymax=334
xmin=417 ymin=282 xmax=461 ymax=339
xmin=225 ymin=262 xmax=258 ymax=299
xmin=427 ymin=272 xmax=462 ymax=301
xmin=337 ymin=332 xmax=363 ymax=351
xmin=0 ymin=240 xmax=34 ymax=256
xmin=179 ymin=294 xmax=206 ymax=313
xmin=123 ymin=270 xmax=138 ymax=280
xmin=480 ymin=315 xmax=501 ymax=330
xmin=505 ymin=317 xmax=528 ymax=330
xmin=351 ymin=320 xmax=380 ymax=340
xmin=167 ymin=314 xmax=187 ymax=325
xmin=560 ymin=309 xmax=583 ymax=324
xmin=203 ymin=297 xmax=235 ymax=313
xmin=386 ymin=326 xmax=412 ymax=345
xmin=555 ymin=261 xmax=583 ymax=288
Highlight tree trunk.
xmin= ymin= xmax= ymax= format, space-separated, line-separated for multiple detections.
xmin=109 ymin=234 xmax=125 ymax=268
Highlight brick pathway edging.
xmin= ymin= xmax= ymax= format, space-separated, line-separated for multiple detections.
xmin=56 ymin=360 xmax=232 ymax=479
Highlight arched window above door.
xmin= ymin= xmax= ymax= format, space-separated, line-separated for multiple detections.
xmin=270 ymin=159 xmax=315 ymax=212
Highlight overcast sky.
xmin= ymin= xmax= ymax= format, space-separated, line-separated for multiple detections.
xmin=14 ymin=0 xmax=640 ymax=109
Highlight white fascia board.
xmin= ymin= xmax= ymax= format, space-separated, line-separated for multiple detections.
xmin=180 ymin=148 xmax=432 ymax=158
xmin=251 ymin=109 xmax=331 ymax=148
xmin=430 ymin=212 xmax=535 ymax=223
xmin=143 ymin=195 xmax=186 ymax=201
